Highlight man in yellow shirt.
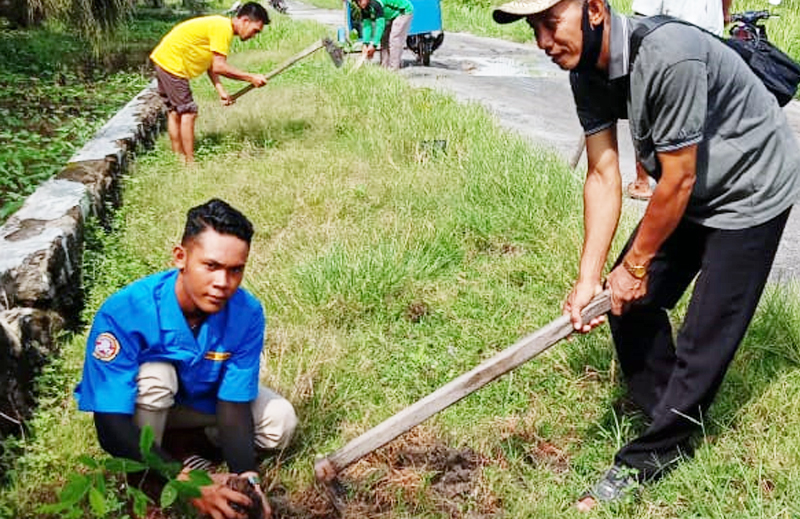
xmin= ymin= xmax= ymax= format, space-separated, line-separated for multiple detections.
xmin=150 ymin=2 xmax=269 ymax=165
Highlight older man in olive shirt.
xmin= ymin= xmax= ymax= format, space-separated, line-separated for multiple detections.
xmin=493 ymin=0 xmax=800 ymax=511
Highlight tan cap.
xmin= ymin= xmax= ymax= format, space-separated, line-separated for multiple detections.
xmin=492 ymin=0 xmax=564 ymax=24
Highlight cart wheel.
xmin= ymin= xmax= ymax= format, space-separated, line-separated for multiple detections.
xmin=407 ymin=34 xmax=439 ymax=67
xmin=432 ymin=32 xmax=444 ymax=53
xmin=421 ymin=37 xmax=433 ymax=66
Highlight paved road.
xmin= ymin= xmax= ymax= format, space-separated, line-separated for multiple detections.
xmin=286 ymin=0 xmax=800 ymax=280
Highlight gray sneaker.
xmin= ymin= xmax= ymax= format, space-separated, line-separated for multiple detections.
xmin=581 ymin=463 xmax=639 ymax=504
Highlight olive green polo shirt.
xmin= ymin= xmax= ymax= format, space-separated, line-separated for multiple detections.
xmin=571 ymin=10 xmax=800 ymax=230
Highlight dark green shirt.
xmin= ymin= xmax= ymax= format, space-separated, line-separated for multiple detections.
xmin=358 ymin=0 xmax=414 ymax=45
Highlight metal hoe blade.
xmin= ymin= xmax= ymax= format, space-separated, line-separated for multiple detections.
xmin=323 ymin=37 xmax=345 ymax=68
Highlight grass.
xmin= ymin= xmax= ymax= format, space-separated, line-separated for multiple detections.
xmin=3 ymin=10 xmax=800 ymax=519
xmin=3 ymin=3 xmax=800 ymax=519
xmin=0 ymin=1 xmax=235 ymax=222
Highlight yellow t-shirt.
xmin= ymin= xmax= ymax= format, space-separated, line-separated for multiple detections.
xmin=150 ymin=15 xmax=234 ymax=79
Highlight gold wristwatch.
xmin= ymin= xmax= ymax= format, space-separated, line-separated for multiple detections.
xmin=623 ymin=258 xmax=647 ymax=279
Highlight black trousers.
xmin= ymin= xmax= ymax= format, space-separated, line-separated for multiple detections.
xmin=609 ymin=208 xmax=791 ymax=480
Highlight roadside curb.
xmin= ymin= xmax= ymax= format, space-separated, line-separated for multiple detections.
xmin=0 ymin=80 xmax=165 ymax=436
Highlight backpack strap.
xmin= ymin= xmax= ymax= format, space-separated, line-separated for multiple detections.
xmin=630 ymin=15 xmax=682 ymax=66
xmin=630 ymin=14 xmax=728 ymax=64
xmin=630 ymin=14 xmax=730 ymax=67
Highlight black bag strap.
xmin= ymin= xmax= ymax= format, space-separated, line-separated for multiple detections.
xmin=630 ymin=15 xmax=716 ymax=66
xmin=630 ymin=15 xmax=800 ymax=106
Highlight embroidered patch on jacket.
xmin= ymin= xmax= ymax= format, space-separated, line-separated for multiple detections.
xmin=204 ymin=351 xmax=232 ymax=361
xmin=93 ymin=332 xmax=121 ymax=361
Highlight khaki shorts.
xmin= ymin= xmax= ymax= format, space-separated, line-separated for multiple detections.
xmin=154 ymin=65 xmax=198 ymax=115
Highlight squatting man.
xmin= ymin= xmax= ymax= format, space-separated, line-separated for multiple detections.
xmin=75 ymin=199 xmax=297 ymax=519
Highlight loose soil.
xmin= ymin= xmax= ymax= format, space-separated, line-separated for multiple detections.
xmin=270 ymin=429 xmax=500 ymax=518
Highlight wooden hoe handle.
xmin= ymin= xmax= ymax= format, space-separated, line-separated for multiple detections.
xmin=230 ymin=39 xmax=325 ymax=101
xmin=315 ymin=290 xmax=612 ymax=481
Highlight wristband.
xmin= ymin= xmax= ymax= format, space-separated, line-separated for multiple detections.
xmin=245 ymin=474 xmax=261 ymax=487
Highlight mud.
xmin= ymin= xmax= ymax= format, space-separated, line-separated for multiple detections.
xmin=271 ymin=430 xmax=499 ymax=518
xmin=227 ymin=475 xmax=267 ymax=519
xmin=404 ymin=301 xmax=430 ymax=322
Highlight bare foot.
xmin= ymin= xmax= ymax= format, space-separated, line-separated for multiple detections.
xmin=626 ymin=180 xmax=652 ymax=200
xmin=576 ymin=495 xmax=598 ymax=512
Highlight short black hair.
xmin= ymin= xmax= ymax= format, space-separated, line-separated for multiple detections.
xmin=182 ymin=198 xmax=254 ymax=245
xmin=236 ymin=2 xmax=270 ymax=24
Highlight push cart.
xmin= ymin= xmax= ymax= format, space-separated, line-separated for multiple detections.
xmin=343 ymin=0 xmax=444 ymax=66
xmin=406 ymin=0 xmax=444 ymax=66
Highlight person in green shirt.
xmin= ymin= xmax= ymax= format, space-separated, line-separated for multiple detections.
xmin=355 ymin=0 xmax=414 ymax=70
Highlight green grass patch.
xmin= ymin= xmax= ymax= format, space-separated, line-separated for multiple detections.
xmin=442 ymin=1 xmax=531 ymax=41
xmin=3 ymin=10 xmax=800 ymax=519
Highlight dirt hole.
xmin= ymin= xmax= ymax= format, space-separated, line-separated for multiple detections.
xmin=271 ymin=429 xmax=500 ymax=518
xmin=404 ymin=301 xmax=430 ymax=323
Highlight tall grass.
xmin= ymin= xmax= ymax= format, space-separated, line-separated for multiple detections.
xmin=2 ymin=11 xmax=800 ymax=519
xmin=442 ymin=1 xmax=532 ymax=40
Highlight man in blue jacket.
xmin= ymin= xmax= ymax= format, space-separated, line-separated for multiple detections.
xmin=76 ymin=198 xmax=297 ymax=519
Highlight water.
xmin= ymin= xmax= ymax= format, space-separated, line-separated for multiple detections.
xmin=464 ymin=57 xmax=531 ymax=77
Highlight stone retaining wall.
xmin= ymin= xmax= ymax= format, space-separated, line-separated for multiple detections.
xmin=0 ymin=80 xmax=165 ymax=438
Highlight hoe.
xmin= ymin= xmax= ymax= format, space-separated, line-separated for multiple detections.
xmin=315 ymin=290 xmax=612 ymax=504
xmin=231 ymin=37 xmax=344 ymax=102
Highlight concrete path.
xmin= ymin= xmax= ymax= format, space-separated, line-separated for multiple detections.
xmin=286 ymin=0 xmax=800 ymax=280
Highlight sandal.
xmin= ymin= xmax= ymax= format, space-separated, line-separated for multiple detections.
xmin=578 ymin=463 xmax=639 ymax=509
xmin=626 ymin=181 xmax=653 ymax=201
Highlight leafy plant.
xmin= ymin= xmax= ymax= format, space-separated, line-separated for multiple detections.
xmin=37 ymin=426 xmax=212 ymax=518
xmin=0 ymin=9 xmax=181 ymax=223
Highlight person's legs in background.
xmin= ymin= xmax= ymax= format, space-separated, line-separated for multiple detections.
xmin=380 ymin=18 xmax=394 ymax=67
xmin=155 ymin=65 xmax=198 ymax=165
xmin=178 ymin=112 xmax=197 ymax=165
xmin=384 ymin=13 xmax=412 ymax=70
xmin=627 ymin=161 xmax=653 ymax=200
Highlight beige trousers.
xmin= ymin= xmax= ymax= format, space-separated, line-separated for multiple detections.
xmin=133 ymin=362 xmax=297 ymax=451
xmin=380 ymin=13 xmax=413 ymax=70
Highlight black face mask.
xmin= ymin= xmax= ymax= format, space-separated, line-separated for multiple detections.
xmin=575 ymin=1 xmax=604 ymax=72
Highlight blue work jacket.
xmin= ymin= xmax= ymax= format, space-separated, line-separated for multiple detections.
xmin=75 ymin=269 xmax=265 ymax=415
